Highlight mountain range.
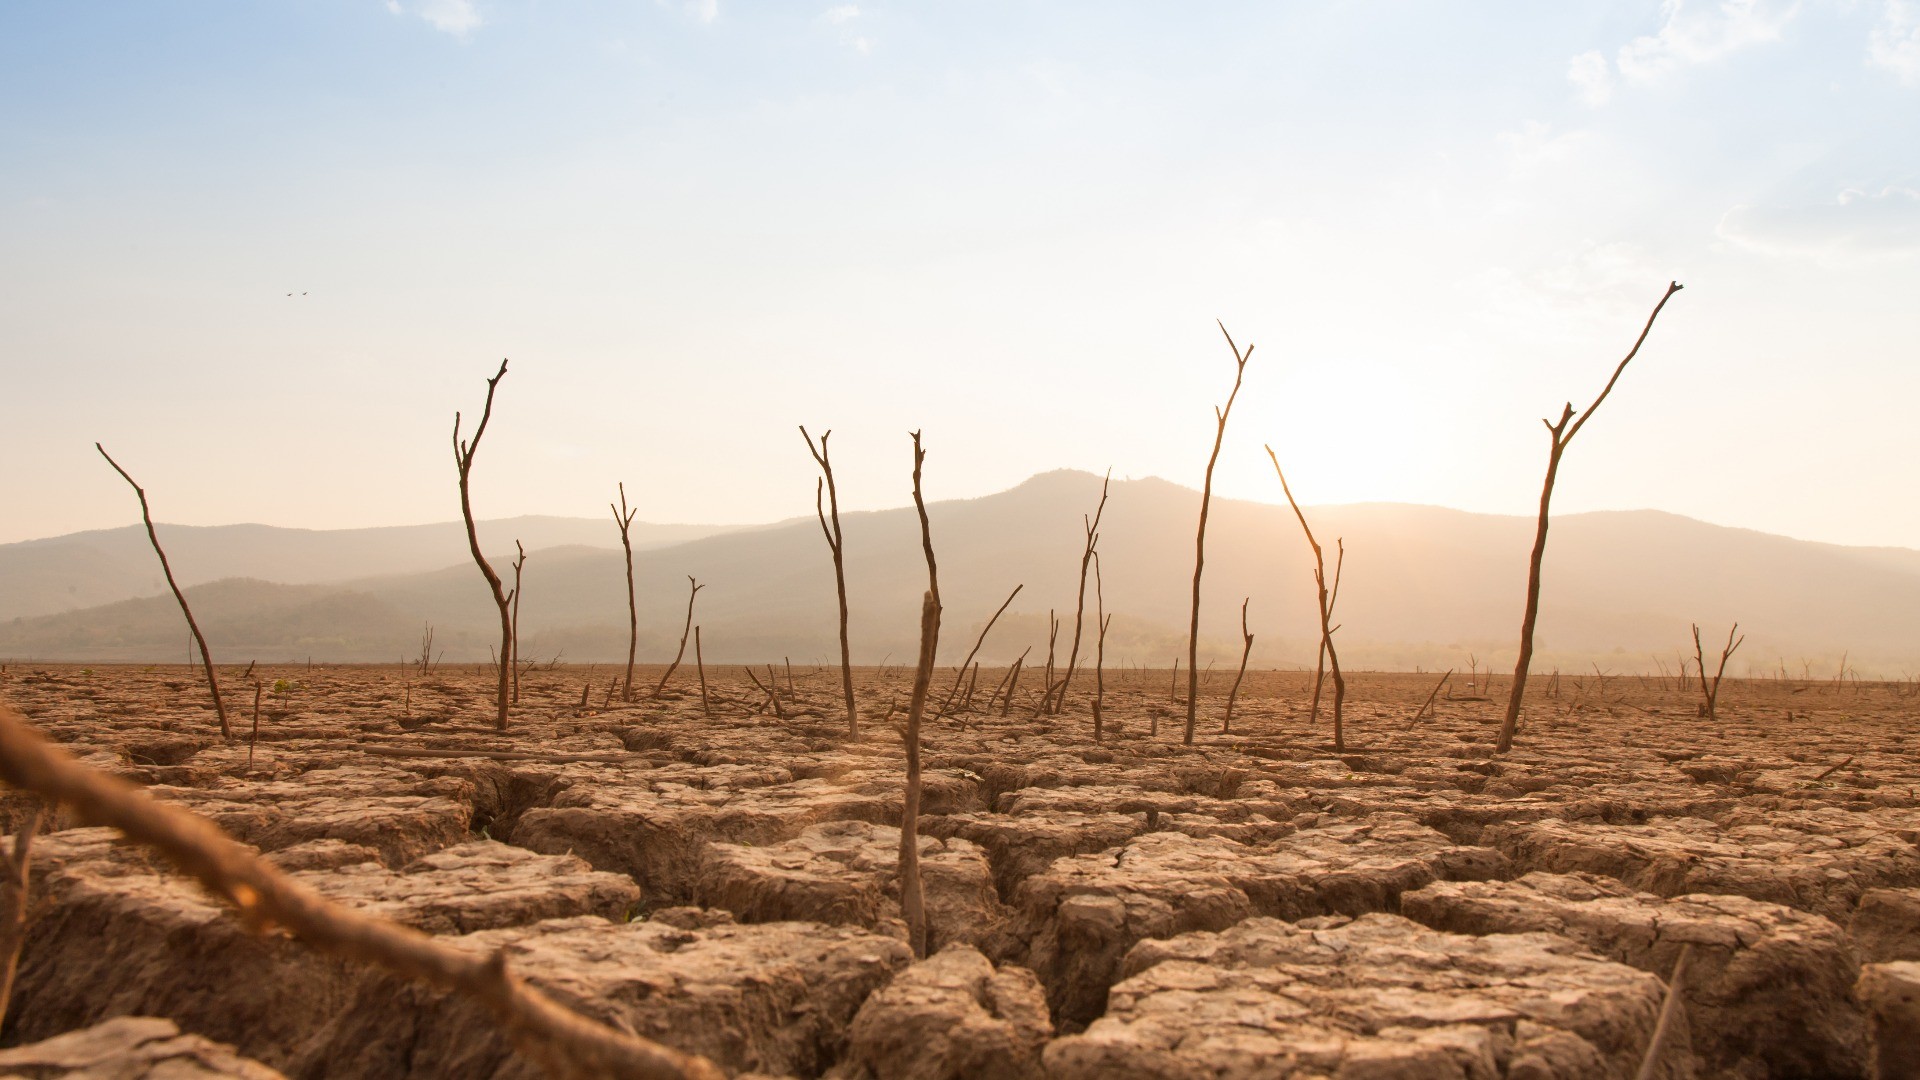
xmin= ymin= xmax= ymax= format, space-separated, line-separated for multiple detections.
xmin=3 ymin=470 xmax=1916 ymax=677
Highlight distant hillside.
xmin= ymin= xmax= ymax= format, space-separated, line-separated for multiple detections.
xmin=4 ymin=470 xmax=1917 ymax=675
xmin=0 ymin=516 xmax=742 ymax=619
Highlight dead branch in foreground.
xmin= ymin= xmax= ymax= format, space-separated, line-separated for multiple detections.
xmin=96 ymin=444 xmax=229 ymax=738
xmin=1635 ymin=944 xmax=1693 ymax=1080
xmin=0 ymin=804 xmax=41 ymax=1024
xmin=0 ymin=703 xmax=722 ymax=1080
xmin=900 ymin=430 xmax=942 ymax=960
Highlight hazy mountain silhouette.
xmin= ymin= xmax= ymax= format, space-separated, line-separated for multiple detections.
xmin=3 ymin=470 xmax=1916 ymax=675
xmin=0 ymin=517 xmax=742 ymax=619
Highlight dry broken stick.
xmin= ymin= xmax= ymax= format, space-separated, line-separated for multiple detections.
xmin=451 ymin=359 xmax=515 ymax=731
xmin=1634 ymin=944 xmax=1693 ymax=1080
xmin=1052 ymin=469 xmax=1111 ymax=714
xmin=652 ymin=577 xmax=705 ymax=698
xmin=1186 ymin=322 xmax=1252 ymax=745
xmin=612 ymin=482 xmax=640 ymax=704
xmin=95 ymin=444 xmax=230 ymax=738
xmin=0 ymin=703 xmax=722 ymax=1080
xmin=801 ymin=426 xmax=859 ymax=738
xmin=935 ymin=583 xmax=1021 ymax=720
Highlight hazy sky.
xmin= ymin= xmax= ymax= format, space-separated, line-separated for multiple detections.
xmin=3 ymin=1 xmax=1917 ymax=548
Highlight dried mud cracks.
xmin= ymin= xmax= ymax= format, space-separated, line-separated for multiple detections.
xmin=1 ymin=665 xmax=1917 ymax=1078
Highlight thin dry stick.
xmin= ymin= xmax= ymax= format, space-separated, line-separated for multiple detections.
xmin=936 ymin=584 xmax=1022 ymax=719
xmin=612 ymin=483 xmax=639 ymax=704
xmin=1634 ymin=944 xmax=1693 ymax=1080
xmin=983 ymin=647 xmax=1027 ymax=716
xmin=694 ymin=626 xmax=711 ymax=718
xmin=899 ymin=430 xmax=942 ymax=960
xmin=357 ymin=746 xmax=639 ymax=764
xmin=0 ymin=805 xmax=42 ymax=1024
xmin=1052 ymin=469 xmax=1111 ymax=713
xmin=1038 ymin=611 xmax=1058 ymax=716
xmin=801 ymin=427 xmax=859 ymax=739
xmin=652 ymin=577 xmax=705 ymax=697
xmin=510 ymin=541 xmax=527 ymax=706
xmin=1000 ymin=654 xmax=1025 ymax=718
xmin=1691 ymin=622 xmax=1745 ymax=720
xmin=1500 ymin=283 xmax=1683 ymax=754
xmin=1812 ymin=754 xmax=1855 ymax=782
xmin=0 ymin=704 xmax=721 ymax=1080
xmin=450 ymin=359 xmax=515 ymax=731
xmin=96 ymin=444 xmax=229 ymax=738
xmin=1093 ymin=550 xmax=1112 ymax=744
xmin=1223 ymin=598 xmax=1254 ymax=734
xmin=1267 ymin=446 xmax=1346 ymax=752
xmin=1187 ymin=321 xmax=1252 ymax=745
xmin=1404 ymin=669 xmax=1454 ymax=731
xmin=247 ymin=682 xmax=263 ymax=771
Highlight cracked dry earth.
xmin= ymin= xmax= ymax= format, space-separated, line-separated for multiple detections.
xmin=1 ymin=663 xmax=1917 ymax=1079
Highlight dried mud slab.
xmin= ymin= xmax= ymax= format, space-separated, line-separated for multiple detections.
xmin=4 ymin=829 xmax=640 ymax=1069
xmin=508 ymin=777 xmax=897 ymax=904
xmin=828 ymin=945 xmax=1052 ymax=1080
xmin=1043 ymin=913 xmax=1682 ymax=1080
xmin=1852 ymin=888 xmax=1920 ymax=963
xmin=695 ymin=820 xmax=1003 ymax=952
xmin=1401 ymin=871 xmax=1867 ymax=1079
xmin=1481 ymin=816 xmax=1920 ymax=920
xmin=921 ymin=810 xmax=1148 ymax=899
xmin=0 ymin=1016 xmax=287 ymax=1080
xmin=150 ymin=766 xmax=476 ymax=866
xmin=1008 ymin=814 xmax=1509 ymax=1025
xmin=1856 ymin=961 xmax=1920 ymax=1080
xmin=296 ymin=915 xmax=912 ymax=1079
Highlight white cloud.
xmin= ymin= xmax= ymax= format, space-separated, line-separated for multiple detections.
xmin=1569 ymin=0 xmax=1797 ymax=106
xmin=1869 ymin=0 xmax=1920 ymax=84
xmin=1616 ymin=0 xmax=1798 ymax=83
xmin=1718 ymin=187 xmax=1920 ymax=261
xmin=384 ymin=0 xmax=403 ymax=14
xmin=1567 ymin=50 xmax=1616 ymax=106
xmin=852 ymin=35 xmax=873 ymax=54
xmin=419 ymin=0 xmax=482 ymax=37
xmin=822 ymin=4 xmax=859 ymax=23
xmin=687 ymin=0 xmax=718 ymax=24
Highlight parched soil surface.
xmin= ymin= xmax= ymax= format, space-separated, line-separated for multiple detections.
xmin=1 ymin=661 xmax=1916 ymax=1078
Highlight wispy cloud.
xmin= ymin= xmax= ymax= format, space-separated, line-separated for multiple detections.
xmin=1718 ymin=187 xmax=1920 ymax=261
xmin=822 ymin=4 xmax=859 ymax=24
xmin=687 ymin=0 xmax=718 ymax=24
xmin=1870 ymin=0 xmax=1920 ymax=84
xmin=1569 ymin=0 xmax=1796 ymax=105
xmin=1567 ymin=50 xmax=1616 ymax=106
xmin=385 ymin=0 xmax=483 ymax=39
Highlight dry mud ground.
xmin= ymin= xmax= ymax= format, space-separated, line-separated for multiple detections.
xmin=1 ymin=661 xmax=1917 ymax=1079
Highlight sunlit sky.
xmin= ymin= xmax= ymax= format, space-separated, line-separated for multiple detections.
xmin=3 ymin=1 xmax=1917 ymax=548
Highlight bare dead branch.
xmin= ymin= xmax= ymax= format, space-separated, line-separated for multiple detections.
xmin=510 ymin=541 xmax=528 ymax=706
xmin=1635 ymin=944 xmax=1693 ymax=1080
xmin=95 ymin=444 xmax=229 ymax=737
xmin=451 ymin=359 xmax=515 ymax=731
xmin=0 ymin=804 xmax=41 ymax=1024
xmin=1267 ymin=446 xmax=1347 ymax=752
xmin=801 ymin=426 xmax=858 ymax=738
xmin=1499 ymin=283 xmax=1682 ymax=753
xmin=1053 ymin=469 xmax=1111 ymax=713
xmin=1188 ymin=323 xmax=1252 ymax=745
xmin=1223 ymin=597 xmax=1254 ymax=734
xmin=900 ymin=431 xmax=942 ymax=959
xmin=612 ymin=482 xmax=639 ymax=704
xmin=652 ymin=578 xmax=705 ymax=698
xmin=936 ymin=584 xmax=1021 ymax=719
xmin=694 ymin=626 xmax=711 ymax=718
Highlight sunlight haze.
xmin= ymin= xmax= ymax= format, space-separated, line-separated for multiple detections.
xmin=3 ymin=1 xmax=1916 ymax=547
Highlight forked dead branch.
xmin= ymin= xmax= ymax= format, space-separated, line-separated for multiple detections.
xmin=1186 ymin=322 xmax=1253 ymax=745
xmin=652 ymin=577 xmax=705 ymax=698
xmin=451 ymin=358 xmax=515 ymax=731
xmin=1050 ymin=469 xmax=1111 ymax=714
xmin=0 ymin=703 xmax=723 ymax=1080
xmin=1267 ymin=446 xmax=1347 ymax=752
xmin=801 ymin=426 xmax=859 ymax=738
xmin=612 ymin=482 xmax=640 ymax=704
xmin=1693 ymin=621 xmax=1745 ymax=720
xmin=1498 ymin=282 xmax=1683 ymax=753
xmin=95 ymin=444 xmax=230 ymax=738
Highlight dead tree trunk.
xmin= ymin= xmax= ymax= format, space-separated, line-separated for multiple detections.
xmin=899 ymin=431 xmax=942 ymax=960
xmin=450 ymin=359 xmax=514 ymax=731
xmin=936 ymin=584 xmax=1021 ymax=719
xmin=1268 ymin=447 xmax=1347 ymax=752
xmin=652 ymin=577 xmax=704 ymax=697
xmin=1224 ymin=597 xmax=1254 ymax=734
xmin=1498 ymin=282 xmax=1683 ymax=753
xmin=96 ymin=445 xmax=229 ymax=738
xmin=1051 ymin=469 xmax=1111 ymax=713
xmin=1187 ymin=322 xmax=1253 ymax=745
xmin=801 ymin=427 xmax=859 ymax=738
xmin=1693 ymin=622 xmax=1744 ymax=720
xmin=510 ymin=541 xmax=526 ymax=706
xmin=612 ymin=483 xmax=639 ymax=703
